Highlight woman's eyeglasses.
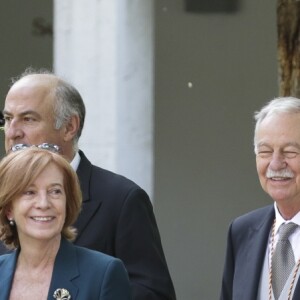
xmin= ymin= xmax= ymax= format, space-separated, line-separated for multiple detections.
xmin=11 ymin=143 xmax=60 ymax=153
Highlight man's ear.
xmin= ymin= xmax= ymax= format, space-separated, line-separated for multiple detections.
xmin=63 ymin=115 xmax=80 ymax=142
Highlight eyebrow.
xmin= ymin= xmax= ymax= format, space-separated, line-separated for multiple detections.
xmin=27 ymin=182 xmax=64 ymax=188
xmin=2 ymin=110 xmax=41 ymax=119
xmin=49 ymin=183 xmax=64 ymax=188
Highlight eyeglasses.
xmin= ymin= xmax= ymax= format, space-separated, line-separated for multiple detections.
xmin=11 ymin=143 xmax=60 ymax=153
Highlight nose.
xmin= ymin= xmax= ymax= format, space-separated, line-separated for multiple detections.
xmin=35 ymin=192 xmax=51 ymax=209
xmin=268 ymin=152 xmax=287 ymax=170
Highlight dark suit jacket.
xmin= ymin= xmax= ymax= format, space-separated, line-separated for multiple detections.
xmin=73 ymin=151 xmax=175 ymax=299
xmin=220 ymin=204 xmax=300 ymax=300
xmin=0 ymin=238 xmax=131 ymax=300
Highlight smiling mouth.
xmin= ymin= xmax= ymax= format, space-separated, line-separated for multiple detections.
xmin=269 ymin=177 xmax=292 ymax=181
xmin=31 ymin=217 xmax=54 ymax=221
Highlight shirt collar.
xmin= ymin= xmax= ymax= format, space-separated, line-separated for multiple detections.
xmin=274 ymin=202 xmax=300 ymax=234
xmin=70 ymin=151 xmax=81 ymax=171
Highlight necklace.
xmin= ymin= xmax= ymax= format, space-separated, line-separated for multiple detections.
xmin=269 ymin=219 xmax=300 ymax=300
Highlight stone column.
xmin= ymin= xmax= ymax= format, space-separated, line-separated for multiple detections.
xmin=54 ymin=0 xmax=154 ymax=198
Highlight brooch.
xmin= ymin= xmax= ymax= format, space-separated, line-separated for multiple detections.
xmin=53 ymin=288 xmax=71 ymax=300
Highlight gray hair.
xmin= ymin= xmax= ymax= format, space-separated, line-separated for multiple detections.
xmin=54 ymin=80 xmax=85 ymax=144
xmin=253 ymin=96 xmax=300 ymax=153
xmin=11 ymin=67 xmax=85 ymax=148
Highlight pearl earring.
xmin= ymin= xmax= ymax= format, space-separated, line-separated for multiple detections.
xmin=9 ymin=220 xmax=15 ymax=226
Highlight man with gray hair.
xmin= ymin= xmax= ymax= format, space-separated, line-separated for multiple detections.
xmin=220 ymin=97 xmax=300 ymax=300
xmin=1 ymin=68 xmax=176 ymax=300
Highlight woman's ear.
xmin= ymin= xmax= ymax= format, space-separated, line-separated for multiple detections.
xmin=5 ymin=207 xmax=13 ymax=220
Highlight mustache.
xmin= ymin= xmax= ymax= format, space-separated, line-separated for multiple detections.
xmin=266 ymin=168 xmax=294 ymax=179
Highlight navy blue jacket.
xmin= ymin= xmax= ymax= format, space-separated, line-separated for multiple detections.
xmin=0 ymin=238 xmax=131 ymax=300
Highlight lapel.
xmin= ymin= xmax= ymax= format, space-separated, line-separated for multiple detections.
xmin=74 ymin=150 xmax=103 ymax=238
xmin=48 ymin=238 xmax=79 ymax=300
xmin=236 ymin=206 xmax=275 ymax=300
xmin=0 ymin=251 xmax=18 ymax=300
